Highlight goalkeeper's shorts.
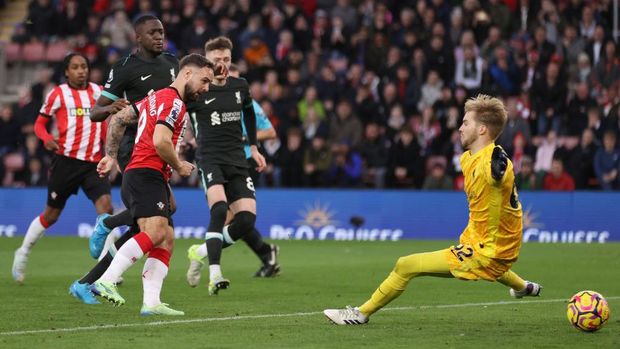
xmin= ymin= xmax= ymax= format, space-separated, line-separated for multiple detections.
xmin=444 ymin=243 xmax=514 ymax=281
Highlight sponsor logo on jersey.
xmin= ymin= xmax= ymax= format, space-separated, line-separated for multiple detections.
xmin=269 ymin=200 xmax=404 ymax=241
xmin=221 ymin=111 xmax=241 ymax=122
xmin=205 ymin=98 xmax=216 ymax=105
xmin=140 ymin=74 xmax=152 ymax=81
xmin=69 ymin=107 xmax=91 ymax=117
xmin=210 ymin=111 xmax=221 ymax=125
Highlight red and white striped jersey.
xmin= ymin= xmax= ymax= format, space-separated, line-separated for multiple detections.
xmin=39 ymin=83 xmax=106 ymax=162
xmin=126 ymin=87 xmax=187 ymax=180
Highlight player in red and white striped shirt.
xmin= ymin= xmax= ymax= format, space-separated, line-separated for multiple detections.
xmin=12 ymin=53 xmax=115 ymax=284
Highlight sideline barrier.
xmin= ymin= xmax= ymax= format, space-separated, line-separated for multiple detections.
xmin=0 ymin=188 xmax=617 ymax=243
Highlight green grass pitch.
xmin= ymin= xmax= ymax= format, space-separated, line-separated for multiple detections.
xmin=1 ymin=237 xmax=618 ymax=348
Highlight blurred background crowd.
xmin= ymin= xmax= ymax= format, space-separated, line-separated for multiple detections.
xmin=1 ymin=0 xmax=620 ymax=190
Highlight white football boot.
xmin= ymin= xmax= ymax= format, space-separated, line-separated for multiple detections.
xmin=324 ymin=306 xmax=369 ymax=325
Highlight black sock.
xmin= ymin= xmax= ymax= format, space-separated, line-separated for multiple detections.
xmin=78 ymin=225 xmax=139 ymax=284
xmin=242 ymin=228 xmax=271 ymax=261
xmin=206 ymin=237 xmax=223 ymax=265
xmin=206 ymin=201 xmax=228 ymax=265
xmin=227 ymin=211 xmax=256 ymax=240
xmin=102 ymin=209 xmax=133 ymax=230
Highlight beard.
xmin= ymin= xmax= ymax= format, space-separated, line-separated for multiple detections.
xmin=184 ymin=82 xmax=200 ymax=102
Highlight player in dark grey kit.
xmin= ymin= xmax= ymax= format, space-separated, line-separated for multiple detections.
xmin=186 ymin=37 xmax=267 ymax=295
xmin=69 ymin=15 xmax=179 ymax=305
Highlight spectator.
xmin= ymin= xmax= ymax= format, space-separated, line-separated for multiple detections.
xmin=359 ymin=122 xmax=389 ymax=188
xmin=515 ymin=155 xmax=541 ymax=190
xmin=328 ymin=100 xmax=363 ymax=154
xmin=388 ymin=126 xmax=423 ymax=188
xmin=422 ymin=163 xmax=453 ymax=190
xmin=566 ymin=83 xmax=597 ymax=136
xmin=303 ymin=134 xmax=332 ymax=187
xmin=498 ymin=98 xmax=532 ymax=153
xmin=543 ymin=158 xmax=576 ymax=191
xmin=0 ymin=105 xmax=23 ymax=156
xmin=57 ymin=0 xmax=87 ymax=38
xmin=25 ymin=0 xmax=56 ymax=40
xmin=418 ymin=70 xmax=443 ymax=111
xmin=328 ymin=149 xmax=362 ymax=187
xmin=298 ymin=86 xmax=326 ymax=123
xmin=277 ymin=128 xmax=305 ymax=187
xmin=569 ymin=53 xmax=594 ymax=92
xmin=560 ymin=128 xmax=598 ymax=189
xmin=594 ymin=130 xmax=620 ymax=190
xmin=531 ymin=61 xmax=566 ymax=135
xmin=181 ymin=12 xmax=216 ymax=54
xmin=100 ymin=9 xmax=134 ymax=54
xmin=534 ymin=130 xmax=558 ymax=173
xmin=593 ymin=41 xmax=620 ymax=90
xmin=24 ymin=158 xmax=47 ymax=186
xmin=585 ymin=25 xmax=606 ymax=66
xmin=455 ymin=46 xmax=483 ymax=93
xmin=558 ymin=25 xmax=585 ymax=67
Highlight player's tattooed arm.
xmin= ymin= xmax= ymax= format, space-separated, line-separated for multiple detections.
xmin=105 ymin=105 xmax=137 ymax=158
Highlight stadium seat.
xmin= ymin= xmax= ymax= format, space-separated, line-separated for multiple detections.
xmin=45 ymin=41 xmax=70 ymax=62
xmin=4 ymin=42 xmax=21 ymax=63
xmin=22 ymin=42 xmax=45 ymax=62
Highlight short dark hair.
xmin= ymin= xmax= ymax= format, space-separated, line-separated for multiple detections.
xmin=179 ymin=53 xmax=214 ymax=70
xmin=205 ymin=36 xmax=233 ymax=52
xmin=133 ymin=15 xmax=160 ymax=29
xmin=63 ymin=52 xmax=89 ymax=73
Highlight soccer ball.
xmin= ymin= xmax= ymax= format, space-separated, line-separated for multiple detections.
xmin=566 ymin=290 xmax=610 ymax=332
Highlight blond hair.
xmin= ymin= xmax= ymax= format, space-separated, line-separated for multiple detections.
xmin=464 ymin=94 xmax=507 ymax=140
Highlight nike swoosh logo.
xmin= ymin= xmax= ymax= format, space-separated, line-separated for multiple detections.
xmin=205 ymin=98 xmax=216 ymax=104
xmin=140 ymin=74 xmax=152 ymax=81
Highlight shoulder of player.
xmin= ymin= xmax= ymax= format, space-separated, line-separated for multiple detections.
xmin=161 ymin=52 xmax=179 ymax=64
xmin=111 ymin=54 xmax=136 ymax=69
xmin=226 ymin=76 xmax=249 ymax=88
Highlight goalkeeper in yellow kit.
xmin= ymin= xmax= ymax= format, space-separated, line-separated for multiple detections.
xmin=324 ymin=95 xmax=541 ymax=325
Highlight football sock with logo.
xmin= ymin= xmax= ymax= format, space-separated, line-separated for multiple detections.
xmin=99 ymin=232 xmax=153 ymax=283
xmin=359 ymin=250 xmax=451 ymax=316
xmin=142 ymin=248 xmax=170 ymax=307
xmin=79 ymin=226 xmax=139 ymax=284
xmin=241 ymin=228 xmax=271 ymax=260
xmin=20 ymin=214 xmax=50 ymax=253
xmin=103 ymin=209 xmax=133 ymax=230
xmin=497 ymin=270 xmax=526 ymax=291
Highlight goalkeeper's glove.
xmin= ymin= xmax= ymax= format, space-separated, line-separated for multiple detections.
xmin=491 ymin=146 xmax=508 ymax=181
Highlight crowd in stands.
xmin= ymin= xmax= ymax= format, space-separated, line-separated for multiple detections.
xmin=2 ymin=0 xmax=620 ymax=190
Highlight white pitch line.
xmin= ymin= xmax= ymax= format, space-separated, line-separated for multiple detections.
xmin=1 ymin=296 xmax=618 ymax=336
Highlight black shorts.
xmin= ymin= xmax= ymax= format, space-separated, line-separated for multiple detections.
xmin=121 ymin=168 xmax=173 ymax=226
xmin=47 ymin=155 xmax=111 ymax=209
xmin=247 ymin=158 xmax=259 ymax=184
xmin=197 ymin=162 xmax=255 ymax=203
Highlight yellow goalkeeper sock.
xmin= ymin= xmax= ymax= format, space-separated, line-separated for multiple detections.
xmin=497 ymin=270 xmax=526 ymax=291
xmin=359 ymin=250 xmax=451 ymax=316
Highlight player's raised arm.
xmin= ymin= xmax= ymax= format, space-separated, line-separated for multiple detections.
xmin=491 ymin=146 xmax=508 ymax=182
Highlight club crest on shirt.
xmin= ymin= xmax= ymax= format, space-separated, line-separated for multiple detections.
xmin=170 ymin=68 xmax=176 ymax=82
xmin=235 ymin=91 xmax=241 ymax=104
